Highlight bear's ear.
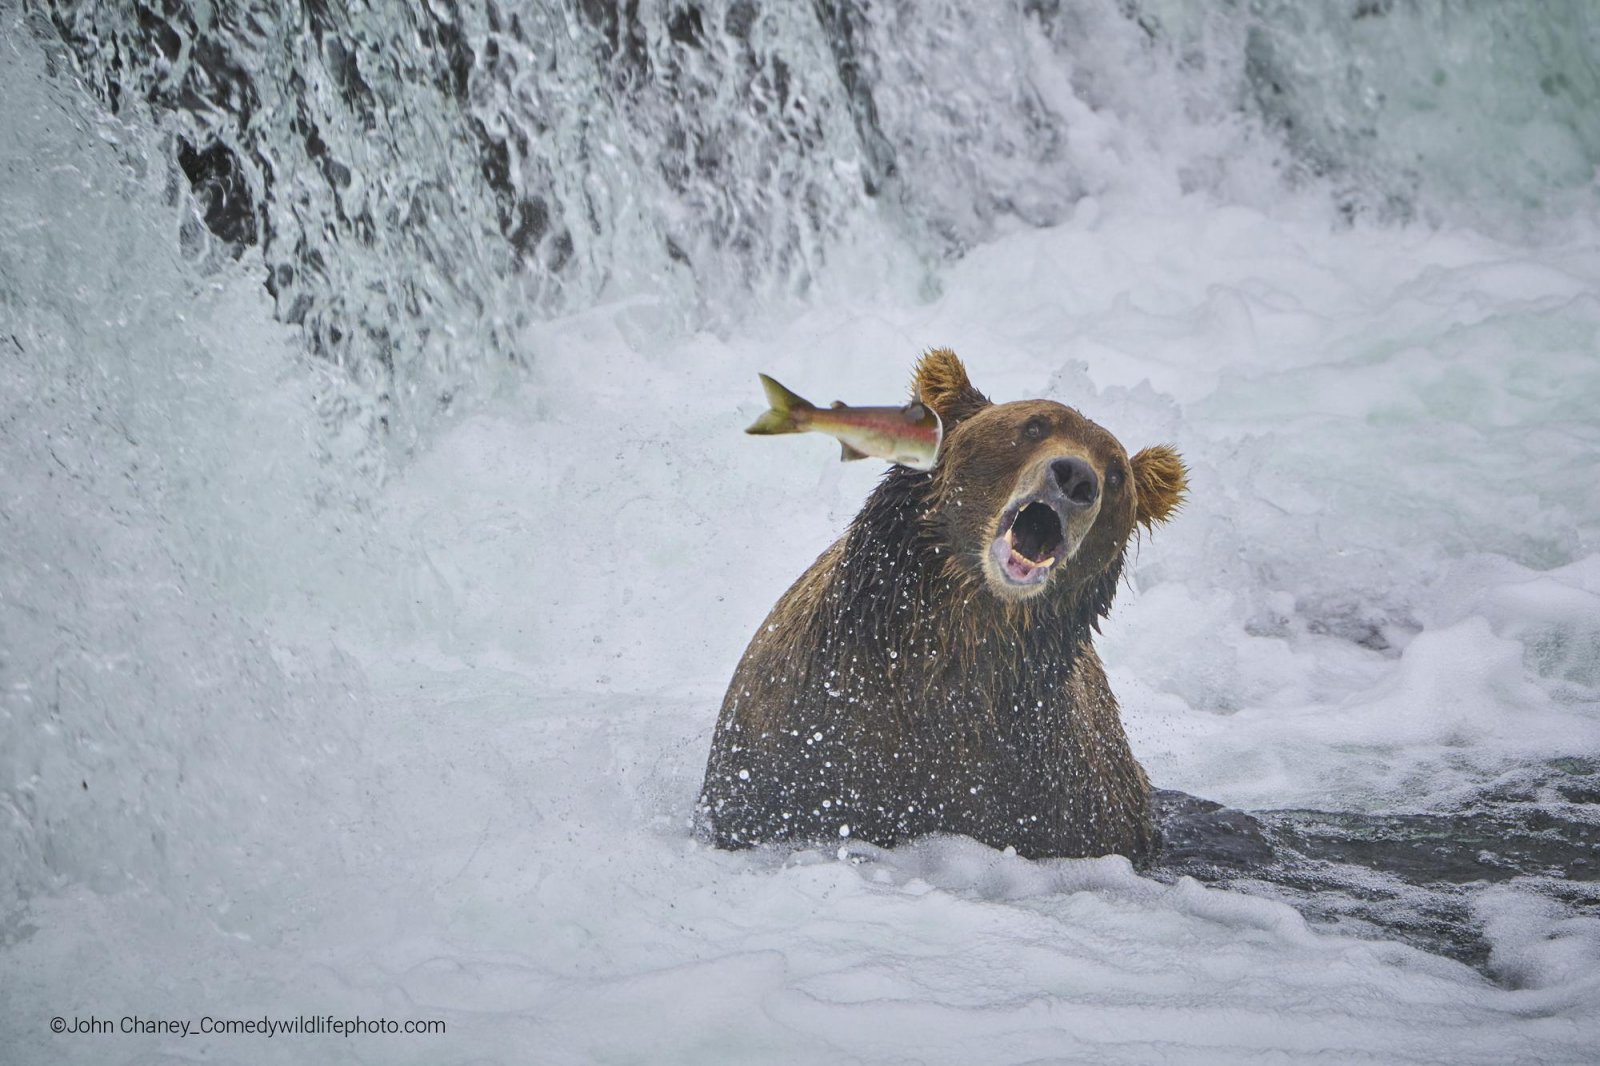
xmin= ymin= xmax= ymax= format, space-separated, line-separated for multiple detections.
xmin=1130 ymin=445 xmax=1188 ymax=532
xmin=913 ymin=347 xmax=991 ymax=427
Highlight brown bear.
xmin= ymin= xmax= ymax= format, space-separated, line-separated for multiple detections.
xmin=699 ymin=349 xmax=1187 ymax=861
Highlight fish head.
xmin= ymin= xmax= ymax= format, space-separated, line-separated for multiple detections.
xmin=893 ymin=401 xmax=943 ymax=469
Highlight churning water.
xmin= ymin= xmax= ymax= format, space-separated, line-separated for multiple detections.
xmin=3 ymin=2 xmax=1599 ymax=1062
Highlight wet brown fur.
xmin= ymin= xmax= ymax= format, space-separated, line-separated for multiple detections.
xmin=699 ymin=349 xmax=1187 ymax=860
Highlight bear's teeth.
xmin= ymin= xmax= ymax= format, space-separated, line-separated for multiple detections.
xmin=1007 ymin=544 xmax=1055 ymax=569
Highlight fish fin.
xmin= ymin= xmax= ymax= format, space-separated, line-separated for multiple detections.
xmin=840 ymin=442 xmax=870 ymax=462
xmin=746 ymin=374 xmax=813 ymax=435
xmin=829 ymin=400 xmax=847 ymax=409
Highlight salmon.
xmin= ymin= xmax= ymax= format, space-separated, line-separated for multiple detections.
xmin=745 ymin=374 xmax=943 ymax=470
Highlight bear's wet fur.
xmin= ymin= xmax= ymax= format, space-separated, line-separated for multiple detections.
xmin=699 ymin=349 xmax=1187 ymax=861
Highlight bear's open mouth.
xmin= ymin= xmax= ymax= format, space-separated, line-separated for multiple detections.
xmin=989 ymin=498 xmax=1067 ymax=586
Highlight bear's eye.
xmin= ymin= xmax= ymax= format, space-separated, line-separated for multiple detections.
xmin=1106 ymin=463 xmax=1125 ymax=492
xmin=1022 ymin=417 xmax=1048 ymax=442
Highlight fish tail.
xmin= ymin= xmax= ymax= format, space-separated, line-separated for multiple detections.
xmin=745 ymin=374 xmax=813 ymax=435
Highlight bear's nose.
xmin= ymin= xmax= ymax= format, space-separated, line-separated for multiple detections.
xmin=1051 ymin=457 xmax=1099 ymax=509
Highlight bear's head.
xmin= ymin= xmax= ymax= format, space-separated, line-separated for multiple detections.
xmin=914 ymin=348 xmax=1187 ymax=607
